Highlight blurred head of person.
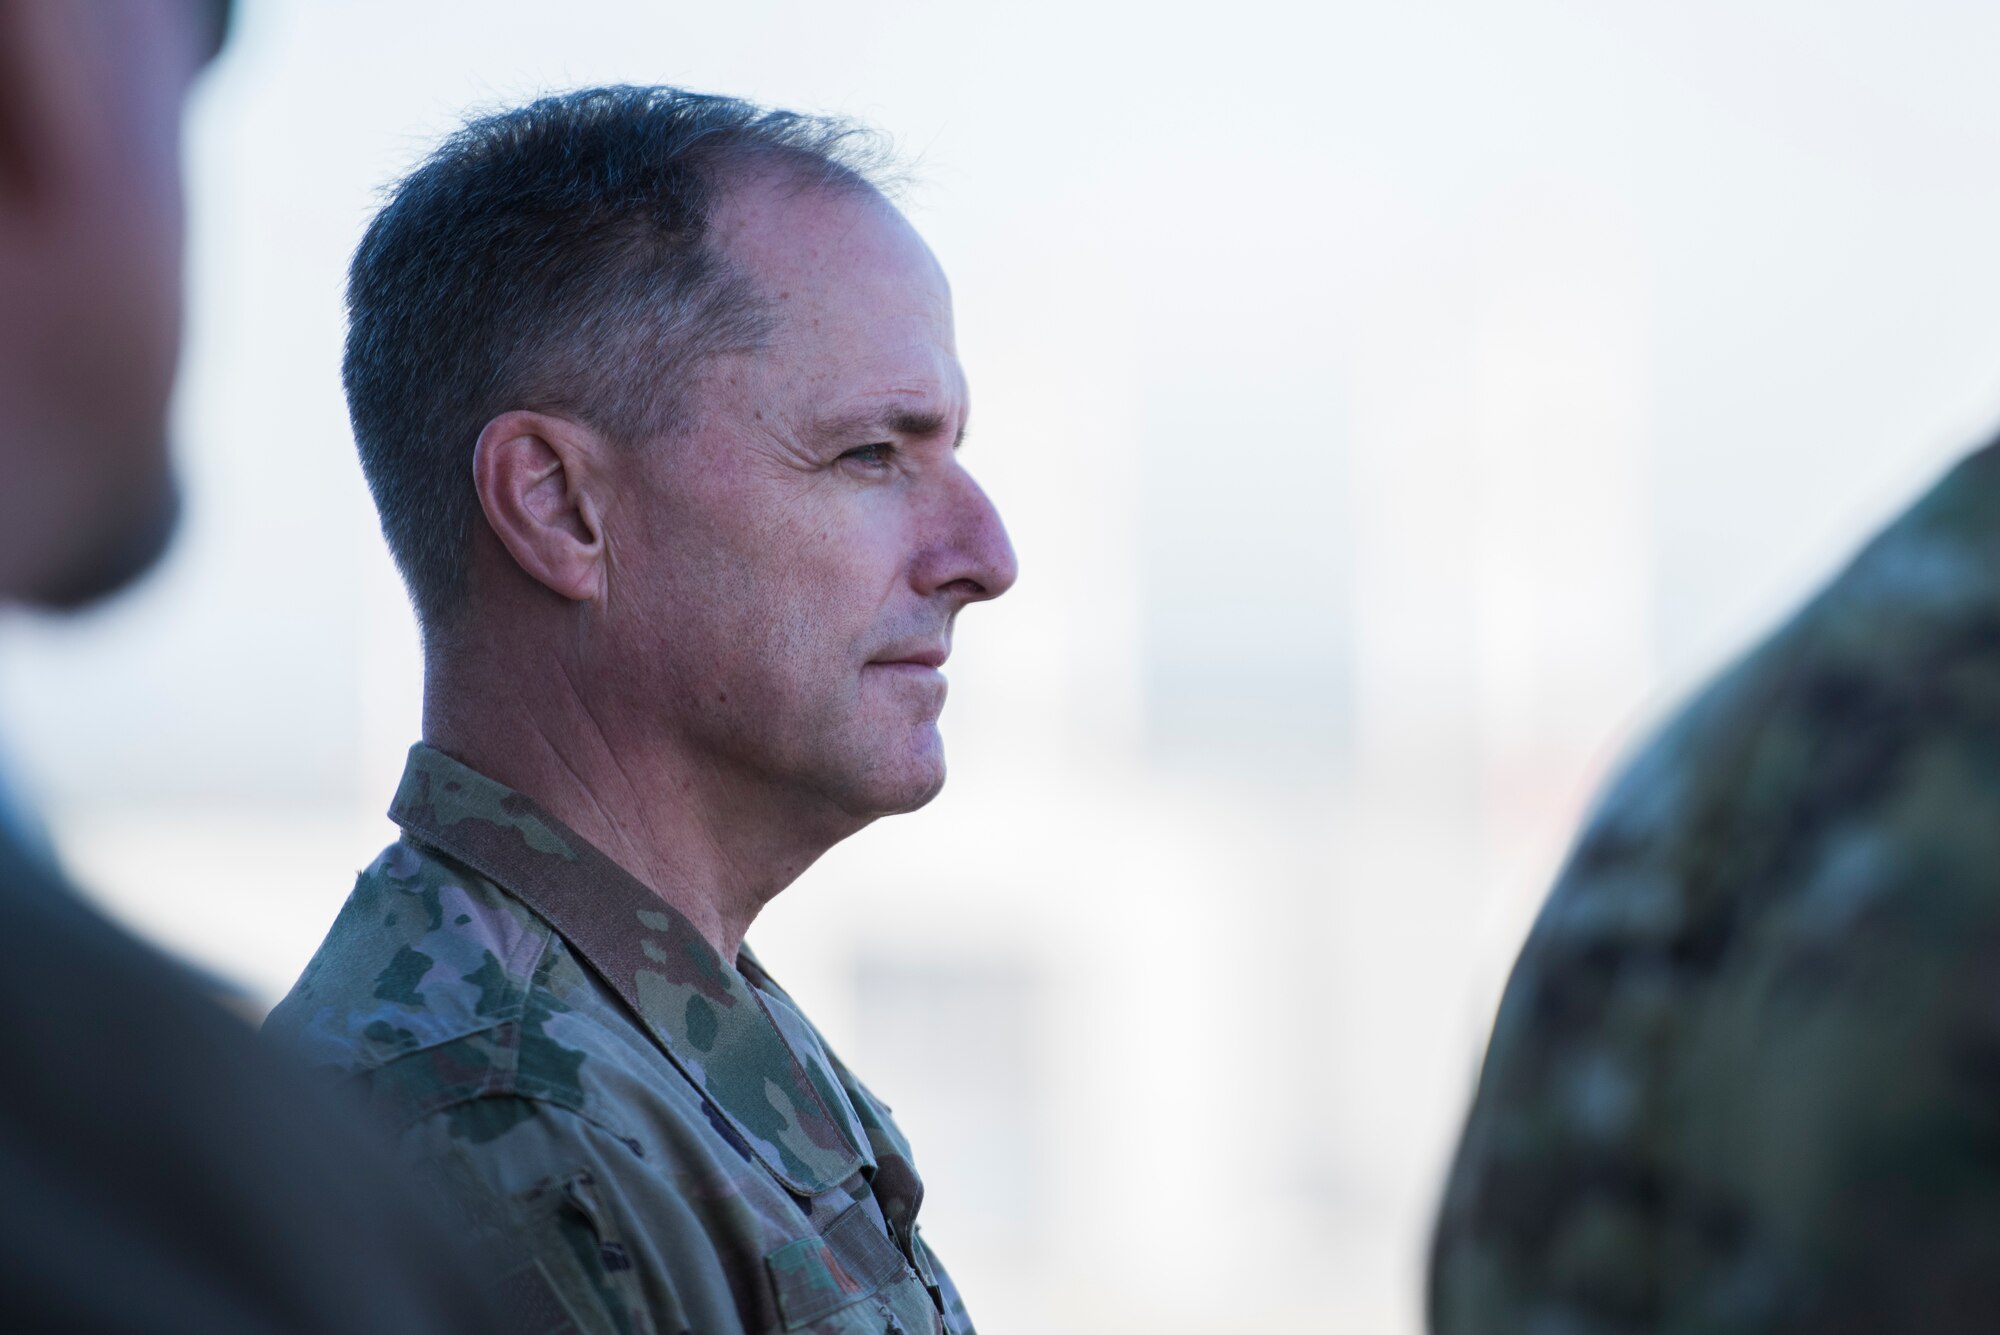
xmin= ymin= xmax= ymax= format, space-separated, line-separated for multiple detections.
xmin=347 ymin=87 xmax=1016 ymax=856
xmin=0 ymin=0 xmax=230 ymax=610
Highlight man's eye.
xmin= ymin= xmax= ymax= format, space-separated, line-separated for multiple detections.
xmin=839 ymin=443 xmax=894 ymax=469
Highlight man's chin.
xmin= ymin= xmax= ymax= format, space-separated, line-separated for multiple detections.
xmin=885 ymin=728 xmax=950 ymax=812
xmin=26 ymin=473 xmax=180 ymax=611
xmin=883 ymin=764 xmax=948 ymax=816
xmin=828 ymin=740 xmax=948 ymax=822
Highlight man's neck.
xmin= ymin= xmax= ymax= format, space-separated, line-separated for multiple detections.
xmin=420 ymin=648 xmax=854 ymax=962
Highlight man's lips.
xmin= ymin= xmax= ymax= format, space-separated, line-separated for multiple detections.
xmin=868 ymin=645 xmax=948 ymax=669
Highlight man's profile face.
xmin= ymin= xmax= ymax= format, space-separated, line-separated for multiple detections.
xmin=599 ymin=173 xmax=1017 ymax=823
xmin=0 ymin=0 xmax=216 ymax=608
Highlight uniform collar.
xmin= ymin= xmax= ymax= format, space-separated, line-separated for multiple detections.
xmin=388 ymin=742 xmax=866 ymax=1196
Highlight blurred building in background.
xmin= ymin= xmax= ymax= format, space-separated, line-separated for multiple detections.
xmin=7 ymin=2 xmax=2000 ymax=1331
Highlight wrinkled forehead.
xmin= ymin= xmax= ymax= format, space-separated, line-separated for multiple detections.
xmin=704 ymin=170 xmax=963 ymax=433
xmin=712 ymin=170 xmax=954 ymax=349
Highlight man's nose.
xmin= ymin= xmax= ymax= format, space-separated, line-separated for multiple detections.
xmin=915 ymin=464 xmax=1018 ymax=604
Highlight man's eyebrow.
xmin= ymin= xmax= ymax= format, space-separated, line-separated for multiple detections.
xmin=818 ymin=406 xmax=970 ymax=447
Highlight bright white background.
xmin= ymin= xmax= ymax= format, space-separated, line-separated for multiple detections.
xmin=8 ymin=2 xmax=2000 ymax=1330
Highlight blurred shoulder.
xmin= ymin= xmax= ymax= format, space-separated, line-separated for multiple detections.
xmin=1433 ymin=441 xmax=2000 ymax=1332
xmin=0 ymin=836 xmax=496 ymax=1331
xmin=1553 ymin=438 xmax=2000 ymax=937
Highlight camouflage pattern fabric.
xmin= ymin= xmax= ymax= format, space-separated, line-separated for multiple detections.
xmin=1431 ymin=441 xmax=2000 ymax=1333
xmin=267 ymin=745 xmax=973 ymax=1335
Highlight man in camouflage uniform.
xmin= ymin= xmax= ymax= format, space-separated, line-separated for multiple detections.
xmin=1431 ymin=441 xmax=2000 ymax=1332
xmin=267 ymin=88 xmax=1016 ymax=1334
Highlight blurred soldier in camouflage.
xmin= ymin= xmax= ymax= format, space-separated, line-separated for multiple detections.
xmin=266 ymin=88 xmax=1016 ymax=1334
xmin=1432 ymin=442 xmax=2000 ymax=1331
xmin=0 ymin=2 xmax=492 ymax=1329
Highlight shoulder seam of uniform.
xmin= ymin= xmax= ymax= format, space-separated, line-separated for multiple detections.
xmin=359 ymin=1017 xmax=581 ymax=1123
xmin=396 ymin=1084 xmax=645 ymax=1154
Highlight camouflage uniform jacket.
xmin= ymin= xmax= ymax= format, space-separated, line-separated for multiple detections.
xmin=1431 ymin=441 xmax=2000 ymax=1333
xmin=266 ymin=744 xmax=974 ymax=1335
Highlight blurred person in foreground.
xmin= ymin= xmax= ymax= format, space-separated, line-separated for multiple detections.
xmin=0 ymin=2 xmax=495 ymax=1329
xmin=1433 ymin=437 xmax=2000 ymax=1331
xmin=265 ymin=87 xmax=1016 ymax=1334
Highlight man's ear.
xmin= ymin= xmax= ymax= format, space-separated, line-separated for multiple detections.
xmin=471 ymin=410 xmax=608 ymax=603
